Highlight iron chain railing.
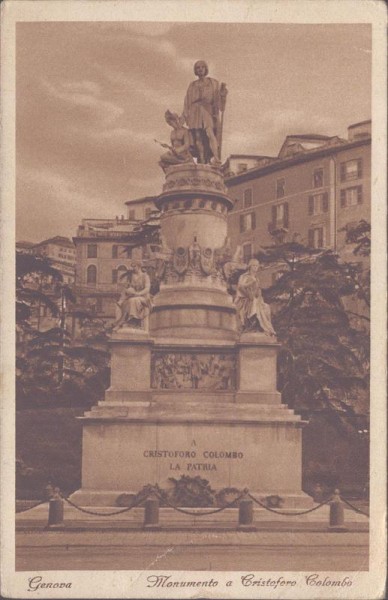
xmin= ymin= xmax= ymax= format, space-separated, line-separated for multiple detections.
xmin=16 ymin=486 xmax=370 ymax=520
xmin=247 ymin=492 xmax=331 ymax=516
xmin=341 ymin=497 xmax=370 ymax=517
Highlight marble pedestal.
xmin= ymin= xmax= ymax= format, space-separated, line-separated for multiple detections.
xmin=71 ymin=164 xmax=311 ymax=509
xmin=70 ymin=331 xmax=311 ymax=508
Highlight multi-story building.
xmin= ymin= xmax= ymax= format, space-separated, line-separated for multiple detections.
xmin=225 ymin=120 xmax=371 ymax=286
xmin=222 ymin=154 xmax=276 ymax=177
xmin=124 ymin=196 xmax=156 ymax=222
xmin=73 ymin=197 xmax=158 ymax=321
xmin=31 ymin=236 xmax=76 ymax=285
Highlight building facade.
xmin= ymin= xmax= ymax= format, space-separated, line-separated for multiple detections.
xmin=20 ymin=235 xmax=76 ymax=285
xmin=225 ymin=120 xmax=371 ymax=286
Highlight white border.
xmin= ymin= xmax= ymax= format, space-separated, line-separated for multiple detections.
xmin=1 ymin=1 xmax=386 ymax=599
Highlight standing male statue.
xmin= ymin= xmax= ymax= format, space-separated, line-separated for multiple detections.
xmin=182 ymin=60 xmax=227 ymax=165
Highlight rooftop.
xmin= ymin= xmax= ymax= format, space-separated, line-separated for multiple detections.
xmin=125 ymin=196 xmax=157 ymax=206
xmin=33 ymin=236 xmax=75 ymax=248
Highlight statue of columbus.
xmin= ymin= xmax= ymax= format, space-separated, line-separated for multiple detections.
xmin=182 ymin=60 xmax=227 ymax=165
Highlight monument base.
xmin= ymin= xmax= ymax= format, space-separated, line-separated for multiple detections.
xmin=71 ymin=400 xmax=312 ymax=509
xmin=73 ymin=164 xmax=311 ymax=512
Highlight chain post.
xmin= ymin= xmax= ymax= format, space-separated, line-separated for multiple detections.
xmin=237 ymin=491 xmax=256 ymax=531
xmin=46 ymin=487 xmax=64 ymax=529
xmin=143 ymin=493 xmax=160 ymax=530
xmin=328 ymin=489 xmax=348 ymax=532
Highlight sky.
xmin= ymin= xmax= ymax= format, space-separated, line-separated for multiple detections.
xmin=16 ymin=22 xmax=371 ymax=242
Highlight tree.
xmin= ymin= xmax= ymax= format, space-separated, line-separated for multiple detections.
xmin=16 ymin=252 xmax=62 ymax=332
xmin=339 ymin=219 xmax=370 ymax=314
xmin=16 ymin=252 xmax=110 ymax=408
xmin=254 ymin=237 xmax=369 ymax=432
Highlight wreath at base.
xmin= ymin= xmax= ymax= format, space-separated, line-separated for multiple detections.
xmin=262 ymin=494 xmax=284 ymax=508
xmin=215 ymin=487 xmax=242 ymax=507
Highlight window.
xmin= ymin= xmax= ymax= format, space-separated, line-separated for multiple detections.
xmin=238 ymin=163 xmax=248 ymax=173
xmin=308 ymin=227 xmax=325 ymax=249
xmin=128 ymin=209 xmax=136 ymax=220
xmin=239 ymin=211 xmax=256 ymax=233
xmin=112 ymin=245 xmax=118 ymax=258
xmin=87 ymin=244 xmax=97 ymax=258
xmin=340 ymin=159 xmax=362 ymax=182
xmin=145 ymin=208 xmax=152 ymax=218
xmin=243 ymin=188 xmax=253 ymax=208
xmin=308 ymin=192 xmax=329 ymax=215
xmin=276 ymin=178 xmax=285 ymax=199
xmin=115 ymin=265 xmax=128 ymax=284
xmin=340 ymin=186 xmax=363 ymax=208
xmin=313 ymin=168 xmax=324 ymax=188
xmin=242 ymin=243 xmax=252 ymax=263
xmin=86 ymin=265 xmax=97 ymax=284
xmin=271 ymin=202 xmax=289 ymax=228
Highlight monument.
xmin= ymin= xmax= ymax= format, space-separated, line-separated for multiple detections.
xmin=71 ymin=61 xmax=312 ymax=508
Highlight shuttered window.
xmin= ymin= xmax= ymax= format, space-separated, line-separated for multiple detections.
xmin=272 ymin=202 xmax=289 ymax=228
xmin=243 ymin=188 xmax=253 ymax=208
xmin=313 ymin=168 xmax=324 ymax=188
xmin=308 ymin=193 xmax=329 ymax=215
xmin=240 ymin=212 xmax=256 ymax=232
xmin=276 ymin=178 xmax=285 ymax=199
xmin=340 ymin=159 xmax=363 ymax=182
xmin=340 ymin=186 xmax=363 ymax=208
xmin=308 ymin=227 xmax=325 ymax=249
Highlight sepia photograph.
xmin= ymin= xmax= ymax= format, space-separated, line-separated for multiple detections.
xmin=1 ymin=1 xmax=386 ymax=598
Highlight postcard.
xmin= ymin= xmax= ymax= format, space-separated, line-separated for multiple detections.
xmin=1 ymin=1 xmax=386 ymax=598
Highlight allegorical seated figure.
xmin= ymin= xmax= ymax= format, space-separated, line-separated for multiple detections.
xmin=112 ymin=262 xmax=152 ymax=331
xmin=158 ymin=110 xmax=194 ymax=172
xmin=234 ymin=259 xmax=276 ymax=336
xmin=182 ymin=60 xmax=227 ymax=165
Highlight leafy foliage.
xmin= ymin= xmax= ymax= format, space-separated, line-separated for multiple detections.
xmin=167 ymin=475 xmax=217 ymax=507
xmin=17 ymin=326 xmax=109 ymax=408
xmin=16 ymin=252 xmax=62 ymax=329
xmin=254 ymin=238 xmax=369 ymax=431
xmin=339 ymin=220 xmax=370 ymax=310
xmin=16 ymin=408 xmax=83 ymax=499
xmin=340 ymin=219 xmax=371 ymax=256
xmin=16 ymin=251 xmax=110 ymax=409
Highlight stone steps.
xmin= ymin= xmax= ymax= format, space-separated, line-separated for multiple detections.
xmin=82 ymin=401 xmax=303 ymax=424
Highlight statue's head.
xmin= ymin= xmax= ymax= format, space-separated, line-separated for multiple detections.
xmin=248 ymin=258 xmax=260 ymax=272
xmin=194 ymin=60 xmax=209 ymax=77
xmin=130 ymin=260 xmax=142 ymax=272
xmin=165 ymin=110 xmax=179 ymax=127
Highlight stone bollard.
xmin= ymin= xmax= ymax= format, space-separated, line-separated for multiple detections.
xmin=328 ymin=489 xmax=348 ymax=532
xmin=46 ymin=488 xmax=64 ymax=529
xmin=237 ymin=498 xmax=256 ymax=531
xmin=143 ymin=497 xmax=160 ymax=530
